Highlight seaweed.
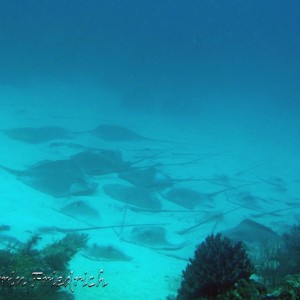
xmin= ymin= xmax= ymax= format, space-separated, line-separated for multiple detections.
xmin=280 ymin=223 xmax=300 ymax=275
xmin=0 ymin=232 xmax=88 ymax=299
xmin=169 ymin=222 xmax=300 ymax=299
xmin=42 ymin=232 xmax=88 ymax=272
xmin=250 ymin=222 xmax=300 ymax=288
xmin=215 ymin=279 xmax=267 ymax=300
xmin=263 ymin=274 xmax=300 ymax=299
xmin=249 ymin=238 xmax=282 ymax=288
xmin=176 ymin=233 xmax=254 ymax=300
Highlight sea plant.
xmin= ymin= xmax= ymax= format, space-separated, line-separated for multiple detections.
xmin=252 ymin=222 xmax=300 ymax=285
xmin=249 ymin=238 xmax=282 ymax=288
xmin=42 ymin=232 xmax=89 ymax=272
xmin=177 ymin=233 xmax=255 ymax=300
xmin=280 ymin=223 xmax=300 ymax=275
xmin=0 ymin=232 xmax=88 ymax=300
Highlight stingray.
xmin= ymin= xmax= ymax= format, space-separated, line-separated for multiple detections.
xmin=251 ymin=205 xmax=300 ymax=219
xmin=118 ymin=161 xmax=210 ymax=190
xmin=88 ymin=124 xmax=146 ymax=142
xmin=1 ymin=126 xmax=75 ymax=143
xmin=118 ymin=167 xmax=173 ymax=189
xmin=203 ymin=173 xmax=257 ymax=188
xmin=54 ymin=200 xmax=100 ymax=224
xmin=103 ymin=184 xmax=162 ymax=209
xmin=121 ymin=225 xmax=186 ymax=250
xmin=222 ymin=219 xmax=278 ymax=246
xmin=162 ymin=185 xmax=245 ymax=210
xmin=37 ymin=222 xmax=171 ymax=234
xmin=260 ymin=176 xmax=287 ymax=193
xmin=82 ymin=244 xmax=132 ymax=261
xmin=0 ymin=159 xmax=98 ymax=198
xmin=161 ymin=188 xmax=209 ymax=210
xmin=87 ymin=124 xmax=209 ymax=147
xmin=236 ymin=191 xmax=265 ymax=210
xmin=70 ymin=148 xmax=173 ymax=177
xmin=71 ymin=150 xmax=129 ymax=176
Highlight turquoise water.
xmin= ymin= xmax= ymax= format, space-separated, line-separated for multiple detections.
xmin=0 ymin=1 xmax=299 ymax=299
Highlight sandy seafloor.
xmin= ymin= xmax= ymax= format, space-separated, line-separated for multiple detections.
xmin=0 ymin=81 xmax=299 ymax=300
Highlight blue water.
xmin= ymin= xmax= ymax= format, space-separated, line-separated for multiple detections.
xmin=1 ymin=1 xmax=299 ymax=112
xmin=0 ymin=1 xmax=299 ymax=299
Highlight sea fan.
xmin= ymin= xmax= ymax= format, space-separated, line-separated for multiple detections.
xmin=177 ymin=233 xmax=254 ymax=299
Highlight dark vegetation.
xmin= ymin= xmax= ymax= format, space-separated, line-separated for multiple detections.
xmin=281 ymin=223 xmax=300 ymax=275
xmin=173 ymin=224 xmax=300 ymax=300
xmin=0 ymin=232 xmax=88 ymax=300
xmin=177 ymin=233 xmax=254 ymax=300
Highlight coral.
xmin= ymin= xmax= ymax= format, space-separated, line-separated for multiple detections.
xmin=280 ymin=223 xmax=300 ymax=275
xmin=177 ymin=233 xmax=255 ymax=300
xmin=42 ymin=232 xmax=88 ymax=272
xmin=249 ymin=239 xmax=283 ymax=288
xmin=266 ymin=274 xmax=300 ymax=300
xmin=0 ymin=232 xmax=88 ymax=299
xmin=248 ymin=223 xmax=300 ymax=288
xmin=282 ymin=274 xmax=300 ymax=299
xmin=216 ymin=279 xmax=267 ymax=300
xmin=218 ymin=274 xmax=300 ymax=300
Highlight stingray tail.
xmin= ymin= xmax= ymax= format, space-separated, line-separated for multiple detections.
xmin=0 ymin=165 xmax=21 ymax=176
xmin=70 ymin=129 xmax=91 ymax=135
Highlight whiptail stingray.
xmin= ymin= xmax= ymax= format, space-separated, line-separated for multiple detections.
xmin=222 ymin=219 xmax=278 ymax=246
xmin=71 ymin=149 xmax=129 ymax=176
xmin=82 ymin=244 xmax=132 ymax=261
xmin=103 ymin=184 xmax=162 ymax=209
xmin=121 ymin=225 xmax=186 ymax=250
xmin=0 ymin=159 xmax=98 ymax=198
xmin=1 ymin=126 xmax=74 ymax=143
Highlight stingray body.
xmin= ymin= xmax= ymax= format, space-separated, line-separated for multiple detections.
xmin=103 ymin=184 xmax=162 ymax=209
xmin=222 ymin=219 xmax=278 ymax=246
xmin=71 ymin=150 xmax=129 ymax=176
xmin=89 ymin=124 xmax=146 ymax=142
xmin=237 ymin=192 xmax=264 ymax=210
xmin=121 ymin=225 xmax=186 ymax=250
xmin=55 ymin=200 xmax=100 ymax=223
xmin=1 ymin=126 xmax=74 ymax=143
xmin=82 ymin=244 xmax=132 ymax=261
xmin=1 ymin=160 xmax=98 ymax=198
xmin=161 ymin=188 xmax=207 ymax=210
xmin=118 ymin=167 xmax=173 ymax=189
xmin=88 ymin=124 xmax=202 ymax=147
xmin=162 ymin=185 xmax=248 ymax=210
xmin=260 ymin=176 xmax=287 ymax=193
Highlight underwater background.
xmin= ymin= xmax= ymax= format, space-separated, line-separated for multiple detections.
xmin=0 ymin=1 xmax=299 ymax=299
